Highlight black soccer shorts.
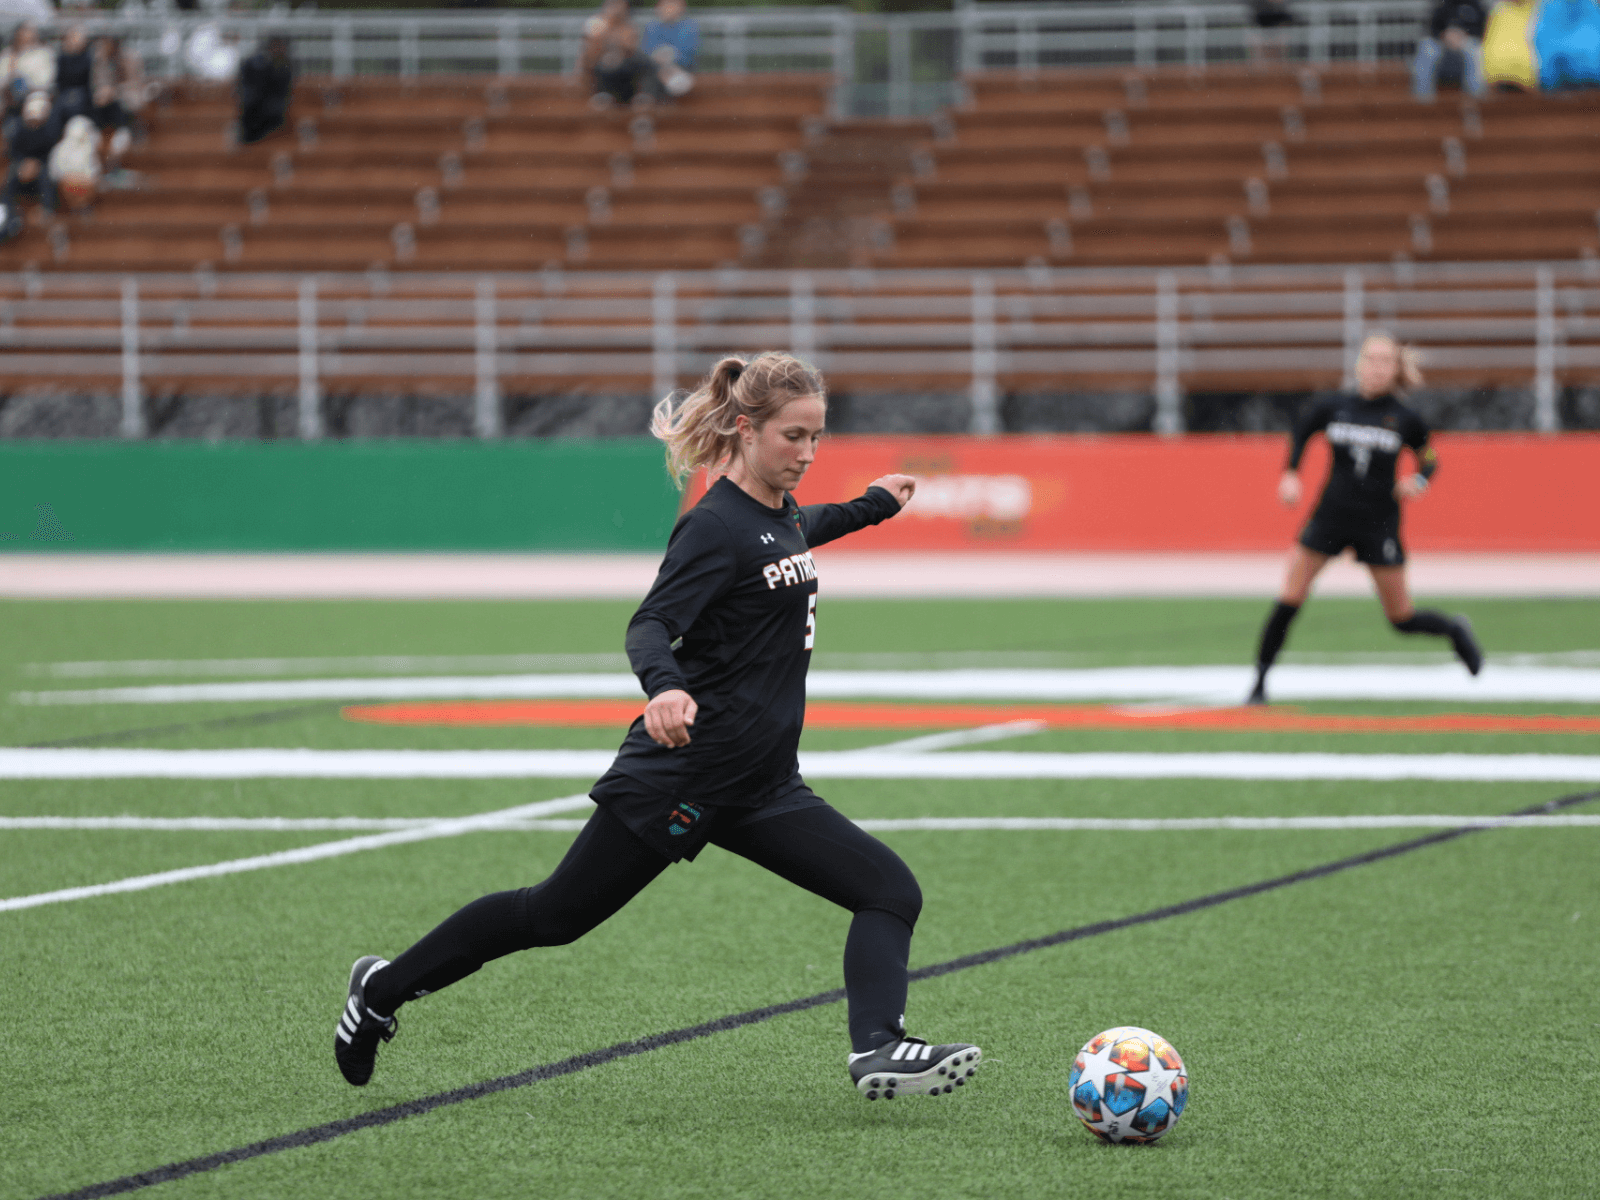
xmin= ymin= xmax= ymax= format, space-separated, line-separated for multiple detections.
xmin=1298 ymin=505 xmax=1406 ymax=567
xmin=588 ymin=768 xmax=829 ymax=862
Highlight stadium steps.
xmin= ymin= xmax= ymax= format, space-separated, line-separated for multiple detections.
xmin=5 ymin=63 xmax=1599 ymax=274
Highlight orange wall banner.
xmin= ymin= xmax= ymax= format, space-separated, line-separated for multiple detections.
xmin=684 ymin=434 xmax=1600 ymax=552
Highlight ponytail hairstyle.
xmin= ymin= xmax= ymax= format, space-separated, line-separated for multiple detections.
xmin=1358 ymin=330 xmax=1424 ymax=394
xmin=650 ymin=351 xmax=826 ymax=487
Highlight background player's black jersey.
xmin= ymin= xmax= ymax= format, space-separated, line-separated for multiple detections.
xmin=1288 ymin=391 xmax=1436 ymax=516
xmin=610 ymin=477 xmax=901 ymax=806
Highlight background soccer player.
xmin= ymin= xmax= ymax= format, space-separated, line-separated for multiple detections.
xmin=1249 ymin=332 xmax=1483 ymax=704
xmin=335 ymin=351 xmax=981 ymax=1102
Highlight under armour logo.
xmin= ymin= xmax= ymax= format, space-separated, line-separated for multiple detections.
xmin=760 ymin=533 xmax=775 ymax=544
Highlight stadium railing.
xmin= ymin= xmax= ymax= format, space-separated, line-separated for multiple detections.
xmin=0 ymin=259 xmax=1583 ymax=437
xmin=27 ymin=1 xmax=1431 ymax=117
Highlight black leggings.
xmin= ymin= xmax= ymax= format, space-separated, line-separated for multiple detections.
xmin=365 ymin=803 xmax=923 ymax=1053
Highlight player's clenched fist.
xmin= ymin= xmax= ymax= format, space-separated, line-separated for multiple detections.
xmin=869 ymin=473 xmax=916 ymax=507
xmin=644 ymin=688 xmax=697 ymax=747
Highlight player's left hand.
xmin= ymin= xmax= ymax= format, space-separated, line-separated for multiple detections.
xmin=869 ymin=474 xmax=916 ymax=507
xmin=1393 ymin=474 xmax=1427 ymax=501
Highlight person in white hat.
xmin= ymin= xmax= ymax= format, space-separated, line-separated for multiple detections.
xmin=48 ymin=112 xmax=99 ymax=212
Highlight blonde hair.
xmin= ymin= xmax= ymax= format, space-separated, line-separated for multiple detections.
xmin=650 ymin=351 xmax=825 ymax=487
xmin=1358 ymin=330 xmax=1424 ymax=393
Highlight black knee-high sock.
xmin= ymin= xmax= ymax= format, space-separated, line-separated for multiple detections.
xmin=365 ymin=891 xmax=524 ymax=1015
xmin=364 ymin=806 xmax=666 ymax=1016
xmin=1392 ymin=609 xmax=1455 ymax=636
xmin=1255 ymin=601 xmax=1301 ymax=679
xmin=843 ymin=908 xmax=913 ymax=1054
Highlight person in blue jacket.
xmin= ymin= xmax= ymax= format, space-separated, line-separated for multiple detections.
xmin=643 ymin=0 xmax=699 ymax=98
xmin=1534 ymin=0 xmax=1600 ymax=90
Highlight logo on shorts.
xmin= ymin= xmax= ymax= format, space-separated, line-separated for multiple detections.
xmin=667 ymin=802 xmax=704 ymax=836
xmin=1384 ymin=538 xmax=1398 ymax=561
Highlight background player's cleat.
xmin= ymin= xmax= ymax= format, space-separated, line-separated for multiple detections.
xmin=334 ymin=955 xmax=397 ymax=1086
xmin=849 ymin=1037 xmax=981 ymax=1100
xmin=1450 ymin=616 xmax=1483 ymax=675
xmin=1246 ymin=675 xmax=1268 ymax=705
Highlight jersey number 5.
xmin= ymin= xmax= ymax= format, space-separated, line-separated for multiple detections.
xmin=804 ymin=593 xmax=817 ymax=650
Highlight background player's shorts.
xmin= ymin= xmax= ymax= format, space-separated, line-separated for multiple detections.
xmin=589 ymin=768 xmax=828 ymax=862
xmin=1298 ymin=505 xmax=1406 ymax=566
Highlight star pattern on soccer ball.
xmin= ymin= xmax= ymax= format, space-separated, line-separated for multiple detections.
xmin=1075 ymin=1036 xmax=1123 ymax=1096
xmin=1140 ymin=1060 xmax=1179 ymax=1111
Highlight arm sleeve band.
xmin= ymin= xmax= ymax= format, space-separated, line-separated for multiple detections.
xmin=1407 ymin=411 xmax=1439 ymax=480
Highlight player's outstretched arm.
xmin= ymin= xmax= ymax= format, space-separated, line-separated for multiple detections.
xmin=867 ymin=473 xmax=916 ymax=507
xmin=644 ymin=688 xmax=697 ymax=747
xmin=799 ymin=476 xmax=915 ymax=547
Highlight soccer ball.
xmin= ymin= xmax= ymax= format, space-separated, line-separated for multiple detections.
xmin=1069 ymin=1026 xmax=1188 ymax=1144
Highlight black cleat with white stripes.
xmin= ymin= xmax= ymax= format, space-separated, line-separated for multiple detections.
xmin=849 ymin=1037 xmax=982 ymax=1100
xmin=334 ymin=955 xmax=397 ymax=1087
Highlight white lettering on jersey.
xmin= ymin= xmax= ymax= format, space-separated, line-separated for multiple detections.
xmin=761 ymin=551 xmax=818 ymax=590
xmin=1326 ymin=421 xmax=1402 ymax=454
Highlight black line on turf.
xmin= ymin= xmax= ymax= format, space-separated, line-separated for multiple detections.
xmin=24 ymin=703 xmax=342 ymax=749
xmin=38 ymin=786 xmax=1600 ymax=1200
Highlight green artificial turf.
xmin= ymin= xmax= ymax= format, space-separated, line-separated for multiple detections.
xmin=2 ymin=596 xmax=1598 ymax=1200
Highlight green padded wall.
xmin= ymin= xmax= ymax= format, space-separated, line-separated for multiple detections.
xmin=0 ymin=441 xmax=681 ymax=552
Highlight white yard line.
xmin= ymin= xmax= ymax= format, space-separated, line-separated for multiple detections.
xmin=0 ymin=815 xmax=508 ymax=831
xmin=19 ymin=663 xmax=1600 ymax=706
xmin=5 ymin=748 xmax=1600 ymax=782
xmin=9 ymin=813 xmax=1599 ymax=833
xmin=0 ymin=794 xmax=595 ymax=914
xmin=32 ymin=649 xmax=1600 ymax=679
xmin=27 ymin=653 xmax=631 ymax=679
xmin=852 ymin=720 xmax=1048 ymax=754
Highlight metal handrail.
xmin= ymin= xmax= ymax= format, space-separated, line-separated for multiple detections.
xmin=0 ymin=261 xmax=1581 ymax=436
xmin=16 ymin=1 xmax=1431 ymax=118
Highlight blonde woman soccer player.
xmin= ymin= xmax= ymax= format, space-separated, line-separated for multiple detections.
xmin=1248 ymin=331 xmax=1482 ymax=704
xmin=334 ymin=352 xmax=981 ymax=1101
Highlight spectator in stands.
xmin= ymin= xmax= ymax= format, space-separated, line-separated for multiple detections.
xmin=1247 ymin=0 xmax=1295 ymax=64
xmin=3 ymin=90 xmax=61 ymax=221
xmin=236 ymin=35 xmax=293 ymax=144
xmin=186 ymin=19 xmax=241 ymax=83
xmin=581 ymin=0 xmax=654 ymax=109
xmin=1 ymin=23 xmax=55 ymax=141
xmin=53 ymin=23 xmax=92 ymax=121
xmin=94 ymin=35 xmax=148 ymax=118
xmin=643 ymin=0 xmax=699 ymax=100
xmin=1534 ymin=0 xmax=1600 ymax=91
xmin=91 ymin=37 xmax=143 ymax=178
xmin=1412 ymin=0 xmax=1488 ymax=100
xmin=1483 ymin=0 xmax=1540 ymax=90
xmin=48 ymin=112 xmax=99 ymax=213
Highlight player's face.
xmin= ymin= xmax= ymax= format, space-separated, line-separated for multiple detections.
xmin=1356 ymin=339 xmax=1399 ymax=398
xmin=745 ymin=394 xmax=825 ymax=494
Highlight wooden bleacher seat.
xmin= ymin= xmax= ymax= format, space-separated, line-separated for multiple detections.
xmin=4 ymin=62 xmax=1598 ymax=276
xmin=0 ymin=72 xmax=827 ymax=273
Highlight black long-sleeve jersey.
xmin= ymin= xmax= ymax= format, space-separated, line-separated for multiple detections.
xmin=608 ymin=476 xmax=901 ymax=807
xmin=1288 ymin=391 xmax=1437 ymax=517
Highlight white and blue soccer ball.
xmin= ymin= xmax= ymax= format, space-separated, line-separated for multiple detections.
xmin=1069 ymin=1026 xmax=1188 ymax=1144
